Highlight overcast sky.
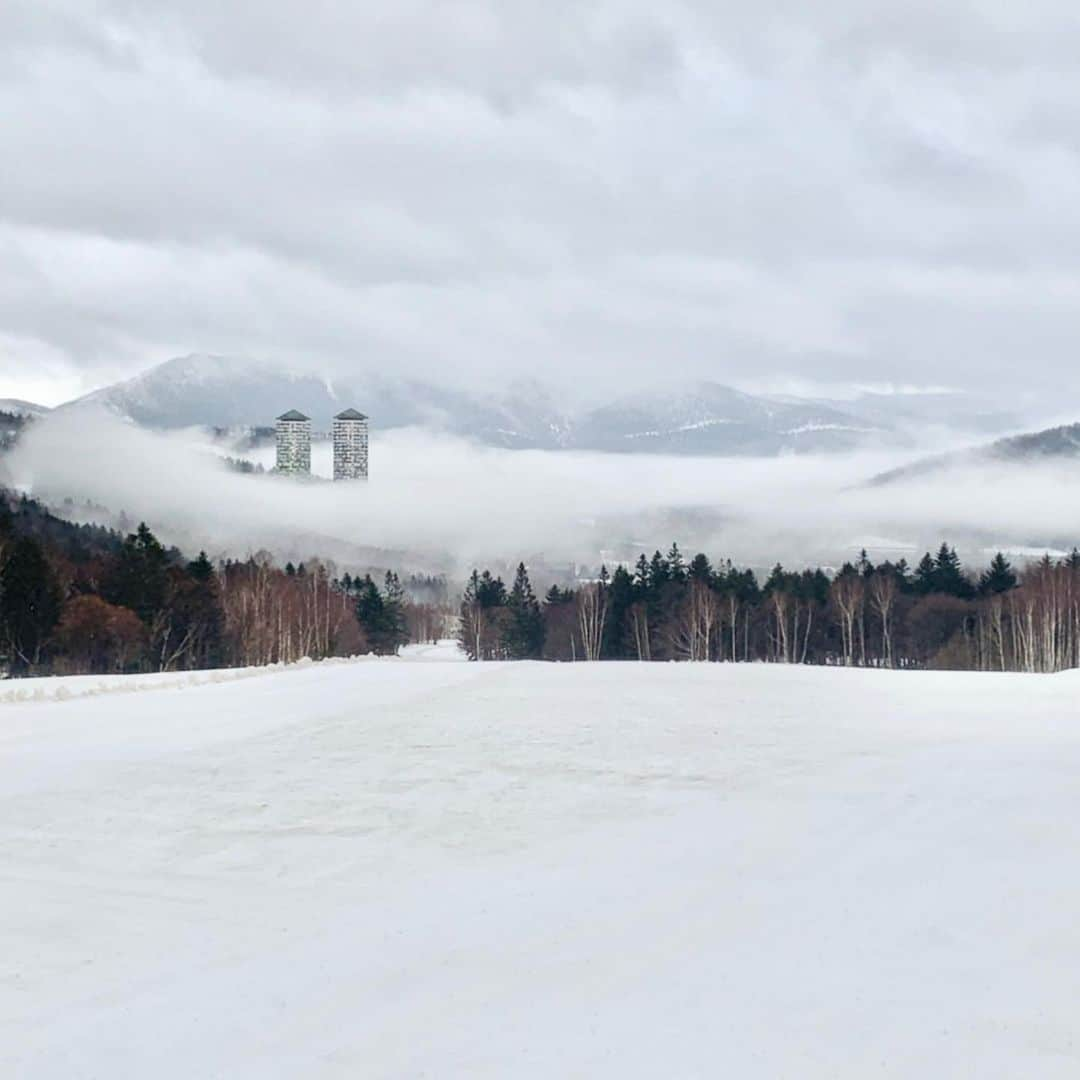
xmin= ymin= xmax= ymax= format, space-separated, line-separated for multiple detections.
xmin=3 ymin=1 xmax=1080 ymax=407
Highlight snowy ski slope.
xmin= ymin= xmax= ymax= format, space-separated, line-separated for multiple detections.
xmin=3 ymin=649 xmax=1080 ymax=1077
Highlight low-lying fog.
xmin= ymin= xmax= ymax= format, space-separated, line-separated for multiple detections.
xmin=6 ymin=407 xmax=1080 ymax=576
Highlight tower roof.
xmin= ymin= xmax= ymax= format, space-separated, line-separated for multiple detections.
xmin=334 ymin=408 xmax=368 ymax=421
xmin=276 ymin=409 xmax=310 ymax=422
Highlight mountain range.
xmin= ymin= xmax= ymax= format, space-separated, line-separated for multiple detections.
xmin=53 ymin=354 xmax=1036 ymax=457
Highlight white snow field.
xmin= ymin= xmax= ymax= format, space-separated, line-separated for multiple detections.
xmin=3 ymin=648 xmax=1080 ymax=1078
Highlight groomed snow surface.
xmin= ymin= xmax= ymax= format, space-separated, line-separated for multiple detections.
xmin=3 ymin=645 xmax=1080 ymax=1077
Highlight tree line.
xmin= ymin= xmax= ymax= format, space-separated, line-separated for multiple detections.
xmin=460 ymin=543 xmax=1080 ymax=673
xmin=6 ymin=487 xmax=1080 ymax=677
xmin=0 ymin=493 xmax=455 ymax=677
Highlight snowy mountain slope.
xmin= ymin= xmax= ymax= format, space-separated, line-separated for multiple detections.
xmin=3 ymin=658 xmax=1080 ymax=1077
xmin=571 ymin=381 xmax=892 ymax=455
xmin=477 ymin=378 xmax=575 ymax=449
xmin=869 ymin=421 xmax=1080 ymax=485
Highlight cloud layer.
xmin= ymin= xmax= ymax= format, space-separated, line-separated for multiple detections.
xmin=9 ymin=407 xmax=1080 ymax=575
xmin=3 ymin=2 xmax=1080 ymax=410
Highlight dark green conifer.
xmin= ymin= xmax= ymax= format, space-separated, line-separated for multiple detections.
xmin=505 ymin=563 xmax=544 ymax=659
xmin=105 ymin=523 xmax=169 ymax=623
xmin=979 ymin=552 xmax=1017 ymax=596
xmin=913 ymin=552 xmax=937 ymax=595
xmin=0 ymin=537 xmax=62 ymax=672
xmin=688 ymin=553 xmax=713 ymax=583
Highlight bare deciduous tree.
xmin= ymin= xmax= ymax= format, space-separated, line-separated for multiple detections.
xmin=576 ymin=583 xmax=608 ymax=661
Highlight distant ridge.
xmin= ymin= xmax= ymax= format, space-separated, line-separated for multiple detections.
xmin=55 ymin=353 xmax=1031 ymax=458
xmin=868 ymin=422 xmax=1080 ymax=485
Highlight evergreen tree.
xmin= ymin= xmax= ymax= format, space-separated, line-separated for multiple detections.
xmin=383 ymin=571 xmax=409 ymax=652
xmin=934 ymin=543 xmax=974 ymax=599
xmin=764 ymin=563 xmax=789 ymax=594
xmin=979 ymin=552 xmax=1017 ymax=596
xmin=729 ymin=566 xmax=760 ymax=605
xmin=603 ymin=564 xmax=637 ymax=659
xmin=667 ymin=543 xmax=687 ymax=584
xmin=805 ymin=568 xmax=831 ymax=606
xmin=352 ymin=573 xmax=410 ymax=656
xmin=188 ymin=551 xmax=215 ymax=582
xmin=688 ymin=553 xmax=713 ymax=584
xmin=355 ymin=575 xmax=391 ymax=655
xmin=104 ymin=523 xmax=169 ymax=623
xmin=893 ymin=558 xmax=912 ymax=591
xmin=0 ymin=536 xmax=62 ymax=672
xmin=504 ymin=563 xmax=544 ymax=659
xmin=913 ymin=552 xmax=937 ymax=595
xmin=477 ymin=570 xmax=507 ymax=607
xmin=544 ymin=584 xmax=573 ymax=605
xmin=164 ymin=553 xmax=224 ymax=669
xmin=633 ymin=554 xmax=651 ymax=592
xmin=649 ymin=550 xmax=671 ymax=589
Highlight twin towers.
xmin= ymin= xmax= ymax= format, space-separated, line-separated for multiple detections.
xmin=275 ymin=409 xmax=369 ymax=480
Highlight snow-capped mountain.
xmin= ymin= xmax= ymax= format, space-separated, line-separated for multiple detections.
xmin=61 ymin=355 xmax=563 ymax=448
xmin=66 ymin=355 xmax=451 ymax=431
xmin=57 ymin=354 xmax=992 ymax=456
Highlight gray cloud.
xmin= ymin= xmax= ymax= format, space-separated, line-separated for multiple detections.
xmin=2 ymin=1 xmax=1080 ymax=408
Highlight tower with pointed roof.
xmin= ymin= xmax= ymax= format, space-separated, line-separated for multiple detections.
xmin=275 ymin=409 xmax=311 ymax=475
xmin=333 ymin=408 xmax=369 ymax=480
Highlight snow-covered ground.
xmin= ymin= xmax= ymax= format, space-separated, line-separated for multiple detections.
xmin=3 ymin=650 xmax=1080 ymax=1077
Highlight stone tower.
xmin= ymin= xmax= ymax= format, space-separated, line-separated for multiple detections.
xmin=333 ymin=409 xmax=369 ymax=480
xmin=275 ymin=410 xmax=312 ymax=475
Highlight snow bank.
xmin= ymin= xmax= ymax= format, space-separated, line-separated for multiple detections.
xmin=0 ymin=639 xmax=465 ymax=706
